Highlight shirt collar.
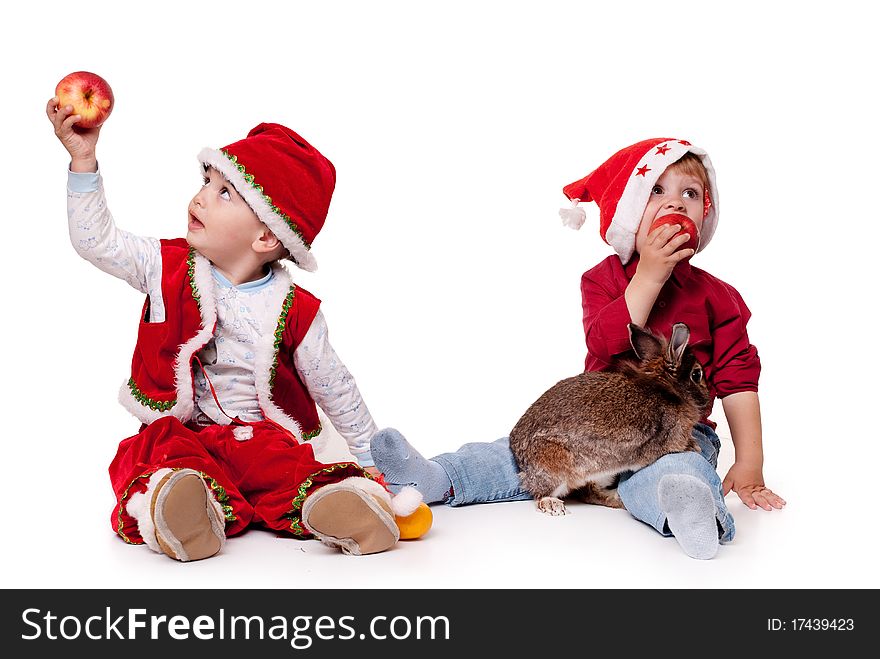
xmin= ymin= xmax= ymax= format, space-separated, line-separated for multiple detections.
xmin=212 ymin=266 xmax=274 ymax=291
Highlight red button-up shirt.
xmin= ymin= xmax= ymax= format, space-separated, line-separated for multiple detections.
xmin=580 ymin=255 xmax=760 ymax=426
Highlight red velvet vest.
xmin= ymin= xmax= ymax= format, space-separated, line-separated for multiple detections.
xmin=119 ymin=239 xmax=322 ymax=441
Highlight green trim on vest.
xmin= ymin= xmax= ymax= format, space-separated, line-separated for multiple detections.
xmin=301 ymin=424 xmax=323 ymax=441
xmin=127 ymin=377 xmax=176 ymax=412
xmin=269 ymin=286 xmax=296 ymax=389
xmin=186 ymin=247 xmax=201 ymax=310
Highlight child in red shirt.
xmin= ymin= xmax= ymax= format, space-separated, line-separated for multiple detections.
xmin=371 ymin=138 xmax=785 ymax=559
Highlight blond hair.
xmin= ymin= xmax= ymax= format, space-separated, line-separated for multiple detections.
xmin=667 ymin=152 xmax=709 ymax=191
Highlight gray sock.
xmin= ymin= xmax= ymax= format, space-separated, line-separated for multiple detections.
xmin=370 ymin=428 xmax=452 ymax=503
xmin=658 ymin=474 xmax=720 ymax=560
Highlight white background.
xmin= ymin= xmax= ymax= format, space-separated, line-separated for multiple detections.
xmin=1 ymin=0 xmax=877 ymax=589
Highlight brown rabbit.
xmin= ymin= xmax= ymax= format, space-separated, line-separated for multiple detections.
xmin=508 ymin=323 xmax=710 ymax=515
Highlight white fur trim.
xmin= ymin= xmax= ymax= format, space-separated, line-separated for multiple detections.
xmin=390 ymin=486 xmax=423 ymax=517
xmin=121 ymin=251 xmax=217 ymax=425
xmin=607 ymin=140 xmax=719 ymax=264
xmin=198 ymin=148 xmax=317 ymax=272
xmin=118 ymin=382 xmax=172 ymax=424
xmin=170 ymin=251 xmax=218 ymax=422
xmin=307 ymin=409 xmax=354 ymax=464
xmin=126 ymin=468 xmax=173 ymax=554
xmin=253 ymin=262 xmax=305 ymax=442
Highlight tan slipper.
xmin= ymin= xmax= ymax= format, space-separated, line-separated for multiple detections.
xmin=302 ymin=478 xmax=399 ymax=555
xmin=150 ymin=469 xmax=225 ymax=562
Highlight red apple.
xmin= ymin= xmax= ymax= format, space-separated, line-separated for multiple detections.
xmin=650 ymin=213 xmax=699 ymax=253
xmin=55 ymin=71 xmax=114 ymax=129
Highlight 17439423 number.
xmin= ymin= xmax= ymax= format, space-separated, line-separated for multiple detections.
xmin=767 ymin=618 xmax=855 ymax=631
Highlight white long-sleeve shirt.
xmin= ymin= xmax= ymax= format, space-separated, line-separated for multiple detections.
xmin=67 ymin=170 xmax=377 ymax=466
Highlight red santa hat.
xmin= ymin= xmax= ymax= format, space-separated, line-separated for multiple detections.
xmin=559 ymin=138 xmax=719 ymax=264
xmin=198 ymin=123 xmax=336 ymax=271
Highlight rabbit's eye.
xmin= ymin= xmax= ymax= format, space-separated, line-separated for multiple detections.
xmin=690 ymin=366 xmax=703 ymax=383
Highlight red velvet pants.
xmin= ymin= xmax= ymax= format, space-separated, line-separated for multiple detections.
xmin=109 ymin=416 xmax=366 ymax=545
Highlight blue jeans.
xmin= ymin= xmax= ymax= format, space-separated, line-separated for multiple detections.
xmin=432 ymin=423 xmax=735 ymax=542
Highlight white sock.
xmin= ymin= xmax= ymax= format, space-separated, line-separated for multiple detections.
xmin=658 ymin=474 xmax=720 ymax=560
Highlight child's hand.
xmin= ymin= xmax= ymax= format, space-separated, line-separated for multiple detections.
xmin=45 ymin=96 xmax=100 ymax=172
xmin=635 ymin=223 xmax=694 ymax=287
xmin=722 ymin=462 xmax=786 ymax=511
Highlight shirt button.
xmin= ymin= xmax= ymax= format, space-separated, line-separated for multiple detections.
xmin=658 ymin=301 xmax=666 ymax=308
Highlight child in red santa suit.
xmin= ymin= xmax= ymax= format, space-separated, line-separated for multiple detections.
xmin=47 ymin=99 xmax=421 ymax=561
xmin=370 ymin=138 xmax=785 ymax=560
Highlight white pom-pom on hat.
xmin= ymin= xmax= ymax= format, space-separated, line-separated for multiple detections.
xmin=559 ymin=198 xmax=586 ymax=230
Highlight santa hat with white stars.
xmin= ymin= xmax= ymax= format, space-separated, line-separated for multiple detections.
xmin=559 ymin=138 xmax=720 ymax=264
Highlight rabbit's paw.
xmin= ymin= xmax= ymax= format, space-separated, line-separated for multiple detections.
xmin=537 ymin=497 xmax=567 ymax=516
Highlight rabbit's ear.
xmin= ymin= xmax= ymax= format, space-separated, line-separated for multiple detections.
xmin=667 ymin=323 xmax=691 ymax=367
xmin=629 ymin=324 xmax=663 ymax=361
